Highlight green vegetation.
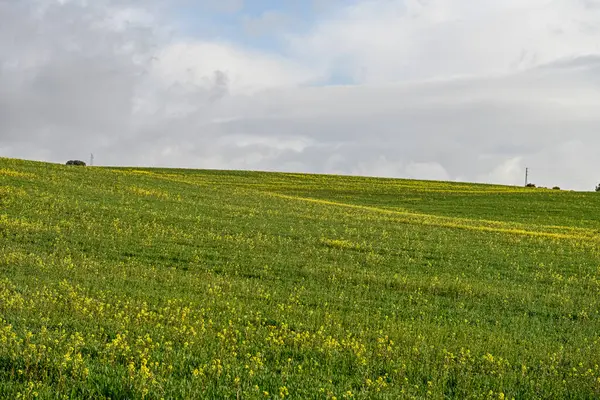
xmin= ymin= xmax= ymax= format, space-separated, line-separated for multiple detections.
xmin=1 ymin=157 xmax=600 ymax=399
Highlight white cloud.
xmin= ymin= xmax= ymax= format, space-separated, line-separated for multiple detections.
xmin=289 ymin=0 xmax=600 ymax=83
xmin=478 ymin=157 xmax=524 ymax=187
xmin=405 ymin=162 xmax=450 ymax=182
xmin=351 ymin=157 xmax=450 ymax=182
xmin=150 ymin=41 xmax=315 ymax=95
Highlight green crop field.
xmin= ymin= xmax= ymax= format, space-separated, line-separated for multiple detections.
xmin=1 ymin=157 xmax=600 ymax=399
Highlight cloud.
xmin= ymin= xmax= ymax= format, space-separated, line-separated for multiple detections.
xmin=243 ymin=10 xmax=294 ymax=38
xmin=150 ymin=41 xmax=315 ymax=95
xmin=478 ymin=157 xmax=525 ymax=187
xmin=180 ymin=0 xmax=244 ymax=14
xmin=2 ymin=0 xmax=600 ymax=191
xmin=351 ymin=156 xmax=450 ymax=182
xmin=288 ymin=0 xmax=600 ymax=83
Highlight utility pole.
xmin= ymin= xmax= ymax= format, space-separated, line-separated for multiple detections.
xmin=90 ymin=153 xmax=94 ymax=167
xmin=525 ymin=167 xmax=528 ymax=187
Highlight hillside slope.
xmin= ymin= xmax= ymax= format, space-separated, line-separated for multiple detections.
xmin=1 ymin=157 xmax=600 ymax=399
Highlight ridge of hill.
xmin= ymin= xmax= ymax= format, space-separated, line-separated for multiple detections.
xmin=1 ymin=157 xmax=600 ymax=399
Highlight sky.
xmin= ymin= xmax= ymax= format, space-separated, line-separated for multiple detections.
xmin=2 ymin=0 xmax=600 ymax=190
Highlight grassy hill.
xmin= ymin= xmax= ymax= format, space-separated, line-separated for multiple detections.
xmin=1 ymin=157 xmax=600 ymax=399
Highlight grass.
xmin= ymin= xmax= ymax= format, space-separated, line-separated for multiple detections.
xmin=1 ymin=157 xmax=600 ymax=399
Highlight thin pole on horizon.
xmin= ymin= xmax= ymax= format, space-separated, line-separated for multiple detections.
xmin=525 ymin=167 xmax=528 ymax=187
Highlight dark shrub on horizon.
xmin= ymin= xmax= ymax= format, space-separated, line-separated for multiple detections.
xmin=66 ymin=160 xmax=86 ymax=166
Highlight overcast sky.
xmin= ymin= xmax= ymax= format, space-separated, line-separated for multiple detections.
xmin=2 ymin=0 xmax=600 ymax=190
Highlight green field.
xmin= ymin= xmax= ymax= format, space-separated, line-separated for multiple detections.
xmin=1 ymin=157 xmax=600 ymax=399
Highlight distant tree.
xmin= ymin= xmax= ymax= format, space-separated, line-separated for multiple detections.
xmin=596 ymin=184 xmax=600 ymax=192
xmin=526 ymin=183 xmax=536 ymax=188
xmin=552 ymin=186 xmax=560 ymax=190
xmin=66 ymin=160 xmax=86 ymax=166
